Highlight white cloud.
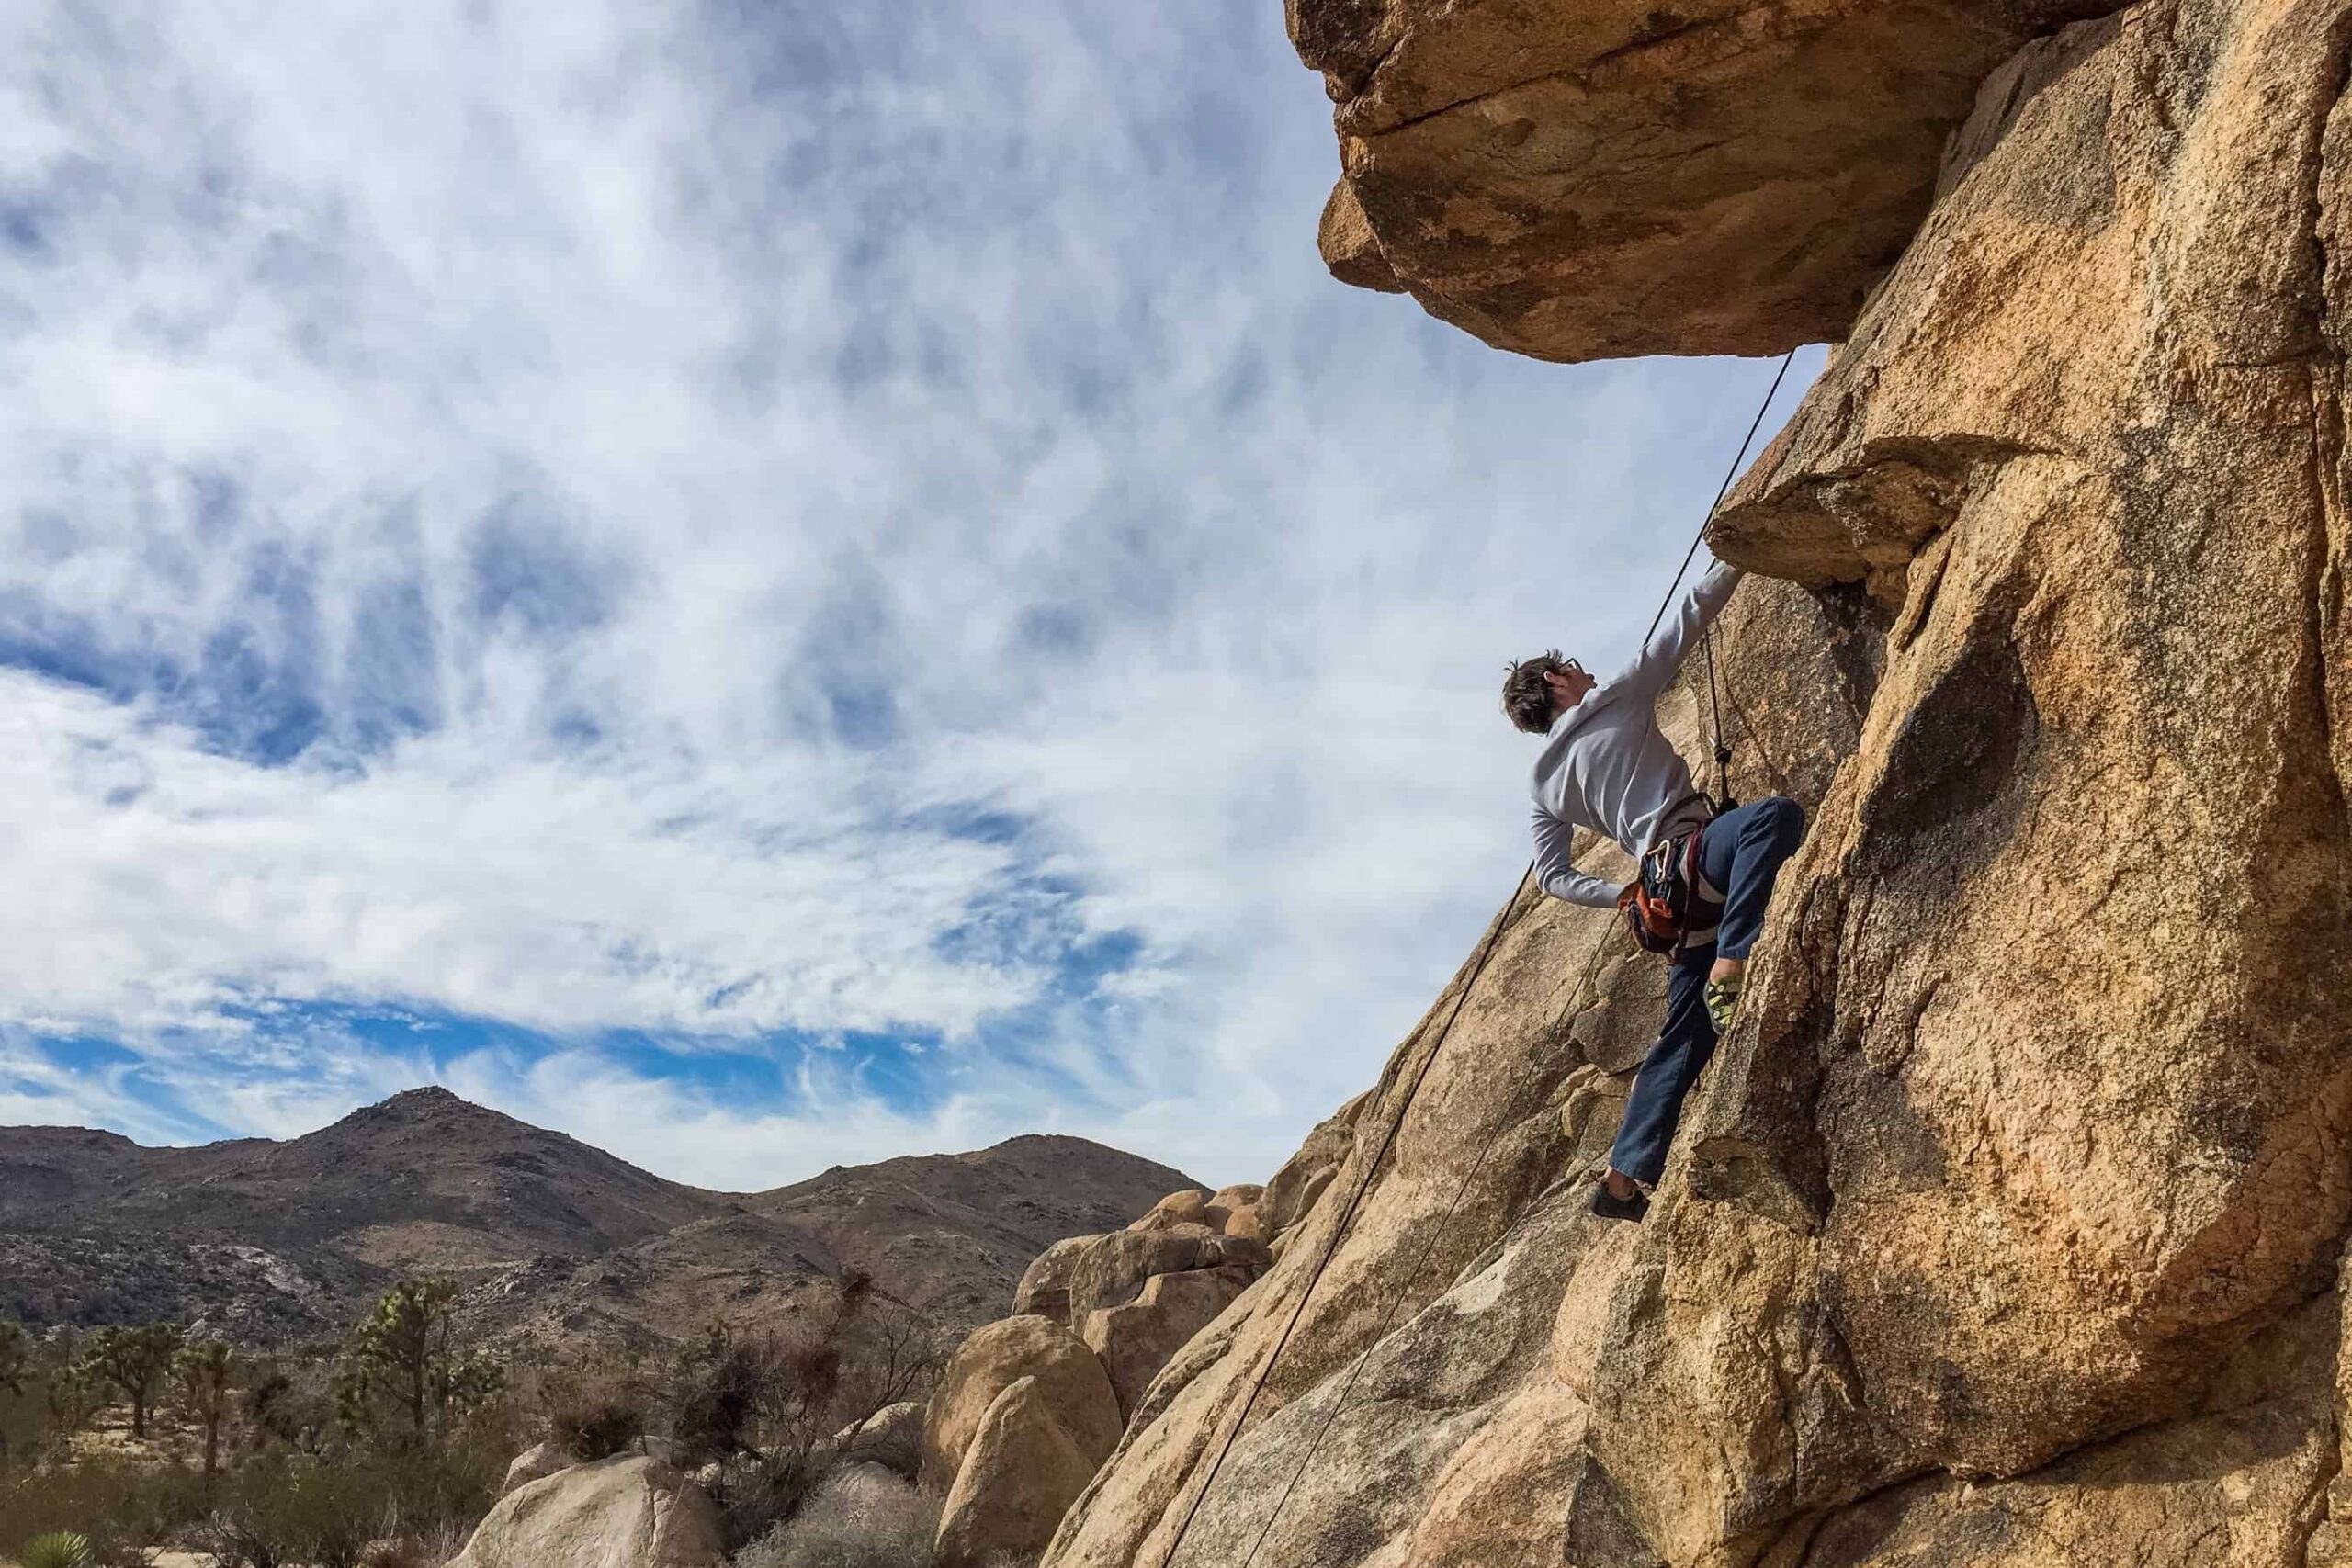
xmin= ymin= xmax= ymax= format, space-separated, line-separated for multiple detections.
xmin=0 ymin=0 xmax=1815 ymax=1185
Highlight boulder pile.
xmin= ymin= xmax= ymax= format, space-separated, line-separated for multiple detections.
xmin=919 ymin=1145 xmax=1370 ymax=1566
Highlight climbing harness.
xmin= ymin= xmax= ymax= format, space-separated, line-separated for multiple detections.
xmin=1618 ymin=814 xmax=1723 ymax=955
xmin=1153 ymin=349 xmax=1800 ymax=1568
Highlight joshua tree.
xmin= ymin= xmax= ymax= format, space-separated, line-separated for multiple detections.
xmin=43 ymin=1363 xmax=97 ymax=1457
xmin=74 ymin=1324 xmax=183 ymax=1438
xmin=0 ymin=1319 xmax=27 ymax=1472
xmin=0 ymin=1321 xmax=26 ymax=1393
xmin=336 ymin=1278 xmax=503 ymax=1443
xmin=174 ymin=1337 xmax=237 ymax=1477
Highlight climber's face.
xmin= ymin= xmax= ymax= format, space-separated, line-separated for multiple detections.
xmin=1544 ymin=659 xmax=1594 ymax=716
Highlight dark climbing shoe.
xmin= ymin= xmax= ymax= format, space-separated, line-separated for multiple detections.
xmin=1704 ymin=976 xmax=1742 ymax=1033
xmin=1591 ymin=1183 xmax=1649 ymax=1224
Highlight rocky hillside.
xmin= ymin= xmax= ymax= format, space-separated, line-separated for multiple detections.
xmin=1034 ymin=0 xmax=2352 ymax=1564
xmin=0 ymin=1087 xmax=1198 ymax=1349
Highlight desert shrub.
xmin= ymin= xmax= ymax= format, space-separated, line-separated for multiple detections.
xmin=0 ymin=1455 xmax=207 ymax=1563
xmin=194 ymin=1451 xmax=370 ymax=1568
xmin=242 ymin=1363 xmax=314 ymax=1453
xmin=188 ymin=1443 xmax=503 ymax=1568
xmin=549 ymin=1387 xmax=644 ymax=1461
xmin=666 ymin=1277 xmax=943 ymax=1549
xmin=21 ymin=1532 xmax=94 ymax=1568
xmin=0 ymin=1324 xmax=28 ymax=1476
xmin=732 ymin=1466 xmax=938 ymax=1568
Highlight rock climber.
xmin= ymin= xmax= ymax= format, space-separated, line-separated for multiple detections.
xmin=1501 ymin=558 xmax=1805 ymax=1223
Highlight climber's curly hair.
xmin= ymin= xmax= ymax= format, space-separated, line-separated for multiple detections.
xmin=1500 ymin=650 xmax=1576 ymax=735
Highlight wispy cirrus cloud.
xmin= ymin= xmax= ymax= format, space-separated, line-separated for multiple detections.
xmin=0 ymin=0 xmax=1817 ymax=1185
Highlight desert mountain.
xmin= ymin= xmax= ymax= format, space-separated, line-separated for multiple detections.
xmin=0 ymin=1086 xmax=1197 ymax=1349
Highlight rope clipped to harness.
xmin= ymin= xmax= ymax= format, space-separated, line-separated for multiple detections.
xmin=1704 ymin=626 xmax=1736 ymax=813
xmin=1617 ymin=827 xmax=1707 ymax=954
xmin=1649 ymin=347 xmax=1792 ymax=817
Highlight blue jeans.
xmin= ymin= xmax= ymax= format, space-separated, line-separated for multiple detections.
xmin=1609 ymin=796 xmax=1805 ymax=1187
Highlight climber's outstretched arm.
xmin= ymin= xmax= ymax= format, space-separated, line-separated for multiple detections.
xmin=1532 ymin=805 xmax=1622 ymax=908
xmin=1604 ymin=558 xmax=1743 ymax=703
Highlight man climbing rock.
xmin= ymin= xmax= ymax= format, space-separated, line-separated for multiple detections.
xmin=1502 ymin=558 xmax=1805 ymax=1223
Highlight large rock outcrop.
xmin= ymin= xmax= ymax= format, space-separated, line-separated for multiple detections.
xmin=1037 ymin=576 xmax=1871 ymax=1568
xmin=1589 ymin=0 xmax=2352 ymax=1553
xmin=1032 ymin=0 xmax=2352 ymax=1562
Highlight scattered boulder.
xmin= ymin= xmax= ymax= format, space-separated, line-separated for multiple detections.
xmin=834 ymin=1399 xmax=923 ymax=1478
xmin=1012 ymin=1235 xmax=1094 ymax=1321
xmin=1081 ymin=1265 xmax=1259 ymax=1417
xmin=1128 ymin=1189 xmax=1215 ymax=1232
xmin=501 ymin=1440 xmax=569 ymax=1496
xmin=934 ymin=1375 xmax=1107 ymax=1568
xmin=1256 ymin=1109 xmax=1354 ymax=1235
xmin=1208 ymin=1183 xmax=1266 ymax=1243
xmin=447 ymin=1454 xmax=721 ymax=1568
xmin=924 ymin=1189 xmax=1283 ymax=1562
xmin=1207 ymin=1182 xmax=1262 ymax=1215
xmin=920 ymin=1314 xmax=1122 ymax=1494
xmin=1060 ymin=1229 xmax=1271 ymax=1326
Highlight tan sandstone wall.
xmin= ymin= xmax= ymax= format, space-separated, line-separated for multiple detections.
xmin=1038 ymin=0 xmax=2352 ymax=1562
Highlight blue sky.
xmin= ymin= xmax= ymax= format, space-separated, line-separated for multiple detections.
xmin=0 ymin=1 xmax=1819 ymax=1187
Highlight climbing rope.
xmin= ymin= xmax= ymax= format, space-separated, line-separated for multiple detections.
xmin=1657 ymin=346 xmax=1795 ymax=812
xmin=1154 ymin=863 xmax=1532 ymax=1568
xmin=1154 ymin=349 xmax=1802 ymax=1568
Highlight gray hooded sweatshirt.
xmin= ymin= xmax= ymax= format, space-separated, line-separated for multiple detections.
xmin=1530 ymin=558 xmax=1744 ymax=908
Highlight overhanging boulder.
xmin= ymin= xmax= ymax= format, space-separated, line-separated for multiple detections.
xmin=1291 ymin=0 xmax=2122 ymax=360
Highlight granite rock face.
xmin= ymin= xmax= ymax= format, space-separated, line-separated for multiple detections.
xmin=1038 ymin=579 xmax=1871 ymax=1568
xmin=1035 ymin=0 xmax=2352 ymax=1561
xmin=1592 ymin=0 xmax=2352 ymax=1555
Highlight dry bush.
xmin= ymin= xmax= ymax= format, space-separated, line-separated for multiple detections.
xmin=665 ymin=1275 xmax=943 ymax=1548
xmin=549 ymin=1388 xmax=645 ymax=1461
xmin=0 ymin=1454 xmax=206 ymax=1564
xmin=732 ymin=1465 xmax=938 ymax=1568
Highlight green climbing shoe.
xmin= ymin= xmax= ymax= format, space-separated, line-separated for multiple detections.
xmin=1704 ymin=976 xmax=1742 ymax=1033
